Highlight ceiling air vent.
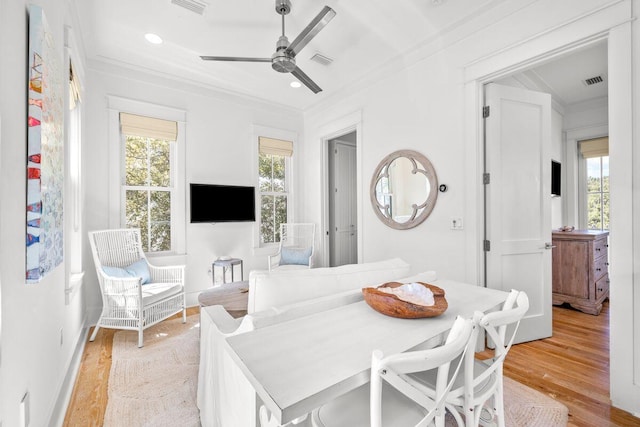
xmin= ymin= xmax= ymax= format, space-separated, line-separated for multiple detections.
xmin=310 ymin=52 xmax=334 ymax=66
xmin=171 ymin=0 xmax=208 ymax=15
xmin=584 ymin=75 xmax=604 ymax=86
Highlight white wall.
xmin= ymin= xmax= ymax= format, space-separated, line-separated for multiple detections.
xmin=83 ymin=63 xmax=304 ymax=314
xmin=0 ymin=0 xmax=88 ymax=426
xmin=302 ymin=0 xmax=639 ymax=416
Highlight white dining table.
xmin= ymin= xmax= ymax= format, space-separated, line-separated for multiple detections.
xmin=221 ymin=279 xmax=509 ymax=426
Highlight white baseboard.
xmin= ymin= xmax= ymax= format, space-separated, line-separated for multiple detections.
xmin=48 ymin=319 xmax=89 ymax=427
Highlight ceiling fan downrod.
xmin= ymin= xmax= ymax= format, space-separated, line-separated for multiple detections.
xmin=272 ymin=0 xmax=296 ymax=73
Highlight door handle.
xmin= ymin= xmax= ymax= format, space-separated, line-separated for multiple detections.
xmin=544 ymin=242 xmax=556 ymax=250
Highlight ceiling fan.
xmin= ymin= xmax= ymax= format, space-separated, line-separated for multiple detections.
xmin=200 ymin=0 xmax=336 ymax=93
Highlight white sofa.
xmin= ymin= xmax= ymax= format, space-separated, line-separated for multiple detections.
xmin=198 ymin=258 xmax=439 ymax=427
xmin=247 ymin=257 xmax=422 ymax=313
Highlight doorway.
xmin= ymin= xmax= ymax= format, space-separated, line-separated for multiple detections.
xmin=483 ymin=42 xmax=609 ymax=339
xmin=327 ymin=131 xmax=357 ymax=266
xmin=465 ymin=12 xmax=635 ymax=411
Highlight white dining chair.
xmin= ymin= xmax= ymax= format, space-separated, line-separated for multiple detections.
xmin=413 ymin=289 xmax=529 ymax=427
xmin=289 ymin=316 xmax=475 ymax=427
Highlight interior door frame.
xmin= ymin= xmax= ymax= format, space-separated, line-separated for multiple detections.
xmin=319 ymin=111 xmax=363 ymax=267
xmin=464 ymin=32 xmax=613 ymax=285
xmin=463 ymin=7 xmax=636 ymax=413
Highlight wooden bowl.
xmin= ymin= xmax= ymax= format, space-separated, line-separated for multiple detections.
xmin=362 ymin=282 xmax=448 ymax=318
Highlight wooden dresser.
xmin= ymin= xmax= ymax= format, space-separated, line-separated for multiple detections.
xmin=551 ymin=230 xmax=609 ymax=315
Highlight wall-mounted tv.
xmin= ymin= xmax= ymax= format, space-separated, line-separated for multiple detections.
xmin=190 ymin=183 xmax=256 ymax=223
xmin=551 ymin=160 xmax=561 ymax=197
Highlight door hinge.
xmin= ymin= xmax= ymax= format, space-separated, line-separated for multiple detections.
xmin=483 ymin=173 xmax=490 ymax=184
xmin=483 ymin=240 xmax=491 ymax=252
xmin=483 ymin=105 xmax=490 ymax=118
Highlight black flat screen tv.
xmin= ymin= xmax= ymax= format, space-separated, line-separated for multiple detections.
xmin=190 ymin=183 xmax=256 ymax=223
xmin=551 ymin=160 xmax=561 ymax=197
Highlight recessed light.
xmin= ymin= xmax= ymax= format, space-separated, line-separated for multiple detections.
xmin=145 ymin=33 xmax=163 ymax=44
xmin=290 ymin=81 xmax=302 ymax=88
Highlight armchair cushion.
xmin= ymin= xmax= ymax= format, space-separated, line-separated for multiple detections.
xmin=141 ymin=282 xmax=184 ymax=305
xmin=102 ymin=259 xmax=151 ymax=284
xmin=280 ymin=246 xmax=312 ymax=266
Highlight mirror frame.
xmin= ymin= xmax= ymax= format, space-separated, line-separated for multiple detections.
xmin=370 ymin=149 xmax=439 ymax=230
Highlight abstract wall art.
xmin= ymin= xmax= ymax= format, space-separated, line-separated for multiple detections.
xmin=26 ymin=5 xmax=64 ymax=283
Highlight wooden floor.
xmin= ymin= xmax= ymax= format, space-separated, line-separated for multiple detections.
xmin=503 ymin=300 xmax=639 ymax=426
xmin=62 ymin=307 xmax=201 ymax=427
xmin=63 ymin=301 xmax=639 ymax=426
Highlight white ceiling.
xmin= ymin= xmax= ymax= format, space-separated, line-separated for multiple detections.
xmin=74 ymin=0 xmax=608 ymax=111
xmin=497 ymin=41 xmax=608 ymax=108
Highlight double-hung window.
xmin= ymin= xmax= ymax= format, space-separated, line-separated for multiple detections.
xmin=120 ymin=113 xmax=177 ymax=252
xmin=258 ymin=136 xmax=293 ymax=245
xmin=108 ymin=96 xmax=186 ymax=255
xmin=580 ymin=137 xmax=609 ymax=231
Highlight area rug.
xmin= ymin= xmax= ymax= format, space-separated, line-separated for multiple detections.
xmin=104 ymin=314 xmax=568 ymax=427
xmin=445 ymin=376 xmax=569 ymax=427
xmin=104 ymin=315 xmax=201 ymax=427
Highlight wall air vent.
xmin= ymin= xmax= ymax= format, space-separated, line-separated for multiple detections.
xmin=584 ymin=75 xmax=604 ymax=86
xmin=310 ymin=53 xmax=334 ymax=66
xmin=171 ymin=0 xmax=208 ymax=15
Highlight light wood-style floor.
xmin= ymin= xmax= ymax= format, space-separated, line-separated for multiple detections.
xmin=63 ymin=301 xmax=640 ymax=426
xmin=503 ymin=301 xmax=639 ymax=426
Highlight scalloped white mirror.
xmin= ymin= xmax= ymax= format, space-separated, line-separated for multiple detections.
xmin=370 ymin=150 xmax=438 ymax=230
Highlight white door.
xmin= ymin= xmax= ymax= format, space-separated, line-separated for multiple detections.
xmin=329 ymin=141 xmax=357 ymax=266
xmin=485 ymin=83 xmax=552 ymax=343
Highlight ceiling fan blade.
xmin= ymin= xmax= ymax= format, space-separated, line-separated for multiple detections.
xmin=200 ymin=56 xmax=271 ymax=62
xmin=286 ymin=6 xmax=336 ymax=57
xmin=291 ymin=67 xmax=322 ymax=93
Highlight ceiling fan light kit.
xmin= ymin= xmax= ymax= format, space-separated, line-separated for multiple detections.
xmin=200 ymin=0 xmax=336 ymax=93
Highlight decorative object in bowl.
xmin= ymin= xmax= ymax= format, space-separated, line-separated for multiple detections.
xmin=362 ymin=281 xmax=448 ymax=318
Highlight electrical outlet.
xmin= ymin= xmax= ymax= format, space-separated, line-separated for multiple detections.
xmin=450 ymin=217 xmax=464 ymax=230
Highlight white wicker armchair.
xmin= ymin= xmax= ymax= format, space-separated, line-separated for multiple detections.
xmin=88 ymin=228 xmax=186 ymax=347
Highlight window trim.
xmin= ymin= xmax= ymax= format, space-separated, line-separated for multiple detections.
xmin=583 ymin=155 xmax=610 ymax=231
xmin=107 ymin=96 xmax=186 ymax=255
xmin=253 ymin=125 xmax=297 ymax=250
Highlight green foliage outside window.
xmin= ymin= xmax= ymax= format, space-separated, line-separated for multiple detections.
xmin=259 ymin=153 xmax=287 ymax=244
xmin=586 ymin=156 xmax=609 ymax=230
xmin=124 ymin=135 xmax=172 ymax=252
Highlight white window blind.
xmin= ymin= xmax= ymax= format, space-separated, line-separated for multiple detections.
xmin=259 ymin=136 xmax=293 ymax=157
xmin=120 ymin=112 xmax=178 ymax=141
xmin=580 ymin=137 xmax=609 ymax=158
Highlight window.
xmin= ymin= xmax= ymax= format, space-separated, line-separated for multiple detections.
xmin=580 ymin=137 xmax=609 ymax=231
xmin=120 ymin=113 xmax=177 ymax=252
xmin=108 ymin=97 xmax=186 ymax=255
xmin=68 ymin=59 xmax=82 ymax=272
xmin=258 ymin=136 xmax=293 ymax=245
xmin=586 ymin=156 xmax=609 ymax=230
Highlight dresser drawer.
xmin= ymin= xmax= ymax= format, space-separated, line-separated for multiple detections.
xmin=596 ymin=274 xmax=609 ymax=300
xmin=593 ymin=238 xmax=608 ymax=258
xmin=594 ymin=254 xmax=609 ymax=281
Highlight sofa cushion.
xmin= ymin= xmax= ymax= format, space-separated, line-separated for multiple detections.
xmin=248 ymin=258 xmax=412 ymax=313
